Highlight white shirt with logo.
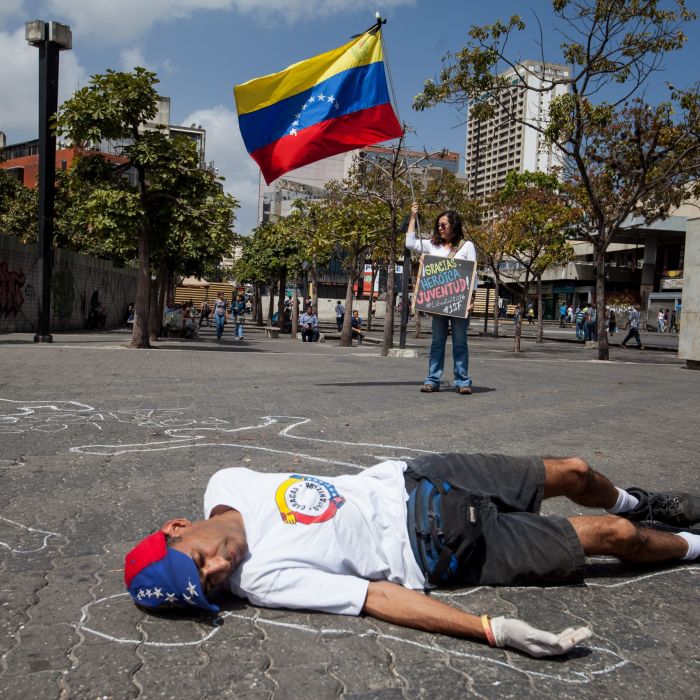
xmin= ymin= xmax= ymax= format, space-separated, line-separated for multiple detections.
xmin=203 ymin=461 xmax=424 ymax=615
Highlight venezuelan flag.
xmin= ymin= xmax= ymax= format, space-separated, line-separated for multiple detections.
xmin=234 ymin=30 xmax=403 ymax=184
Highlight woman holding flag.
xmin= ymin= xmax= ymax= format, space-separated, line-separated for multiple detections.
xmin=406 ymin=203 xmax=477 ymax=395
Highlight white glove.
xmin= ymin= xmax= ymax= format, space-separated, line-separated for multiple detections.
xmin=490 ymin=616 xmax=591 ymax=658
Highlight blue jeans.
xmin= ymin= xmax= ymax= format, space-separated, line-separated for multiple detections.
xmin=215 ymin=313 xmax=225 ymax=339
xmin=234 ymin=318 xmax=244 ymax=339
xmin=425 ymin=315 xmax=471 ymax=389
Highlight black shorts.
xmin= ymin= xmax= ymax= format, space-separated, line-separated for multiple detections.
xmin=405 ymin=453 xmax=586 ymax=587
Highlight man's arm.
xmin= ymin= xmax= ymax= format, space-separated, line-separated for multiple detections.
xmin=363 ymin=581 xmax=484 ymax=638
xmin=362 ymin=581 xmax=591 ymax=658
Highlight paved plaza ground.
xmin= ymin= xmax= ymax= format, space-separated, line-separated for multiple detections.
xmin=0 ymin=324 xmax=698 ymax=699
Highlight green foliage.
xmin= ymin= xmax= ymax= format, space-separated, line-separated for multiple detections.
xmin=496 ymin=170 xmax=579 ymax=281
xmin=0 ymin=169 xmax=37 ymax=242
xmin=56 ymin=67 xmax=159 ymax=145
xmin=55 ymin=69 xmax=238 ymax=275
xmin=233 ymin=218 xmax=305 ymax=287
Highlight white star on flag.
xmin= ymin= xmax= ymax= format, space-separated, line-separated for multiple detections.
xmin=153 ymin=588 xmax=163 ymax=599
xmin=145 ymin=588 xmax=153 ymax=598
xmin=317 ymin=93 xmax=325 ymax=101
xmin=308 ymin=96 xmax=316 ymax=103
xmin=186 ymin=580 xmax=199 ymax=597
xmin=289 ymin=128 xmax=298 ymax=136
xmin=165 ymin=592 xmax=177 ymax=603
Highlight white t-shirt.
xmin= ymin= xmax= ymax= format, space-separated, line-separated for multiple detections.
xmin=405 ymin=230 xmax=477 ymax=262
xmin=203 ymin=461 xmax=424 ymax=616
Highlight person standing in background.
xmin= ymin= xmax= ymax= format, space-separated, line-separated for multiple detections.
xmin=213 ymin=291 xmax=228 ymax=341
xmin=335 ymin=300 xmax=345 ymax=332
xmin=405 ymin=202 xmax=476 ymax=395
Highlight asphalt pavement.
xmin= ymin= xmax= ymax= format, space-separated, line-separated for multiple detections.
xmin=0 ymin=323 xmax=698 ymax=699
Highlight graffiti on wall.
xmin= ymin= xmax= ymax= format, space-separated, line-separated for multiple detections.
xmin=0 ymin=261 xmax=26 ymax=317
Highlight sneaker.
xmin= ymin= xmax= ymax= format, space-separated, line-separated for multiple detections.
xmin=623 ymin=487 xmax=700 ymax=527
xmin=420 ymin=384 xmax=439 ymax=393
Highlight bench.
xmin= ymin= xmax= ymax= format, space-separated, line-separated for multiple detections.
xmin=264 ymin=327 xmax=280 ymax=338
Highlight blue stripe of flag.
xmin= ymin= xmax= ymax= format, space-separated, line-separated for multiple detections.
xmin=238 ymin=61 xmax=391 ymax=155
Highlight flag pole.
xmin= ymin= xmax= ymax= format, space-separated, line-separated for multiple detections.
xmin=372 ymin=13 xmax=418 ymax=347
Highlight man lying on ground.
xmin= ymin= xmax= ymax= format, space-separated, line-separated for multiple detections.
xmin=125 ymin=453 xmax=700 ymax=659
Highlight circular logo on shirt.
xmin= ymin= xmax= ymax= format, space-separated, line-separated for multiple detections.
xmin=275 ymin=474 xmax=345 ymax=525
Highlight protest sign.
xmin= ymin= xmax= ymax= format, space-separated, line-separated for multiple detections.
xmin=412 ymin=255 xmax=476 ymax=318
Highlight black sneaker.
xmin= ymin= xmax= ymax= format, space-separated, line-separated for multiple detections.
xmin=623 ymin=487 xmax=700 ymax=527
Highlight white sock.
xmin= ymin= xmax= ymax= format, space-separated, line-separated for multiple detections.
xmin=606 ymin=487 xmax=640 ymax=514
xmin=678 ymin=532 xmax=700 ymax=561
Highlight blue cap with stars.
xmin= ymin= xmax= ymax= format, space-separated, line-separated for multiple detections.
xmin=124 ymin=531 xmax=220 ymax=614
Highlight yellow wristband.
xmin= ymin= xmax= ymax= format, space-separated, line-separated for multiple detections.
xmin=481 ymin=614 xmax=496 ymax=646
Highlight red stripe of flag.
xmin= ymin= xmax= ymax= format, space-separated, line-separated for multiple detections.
xmin=251 ymin=103 xmax=403 ymax=184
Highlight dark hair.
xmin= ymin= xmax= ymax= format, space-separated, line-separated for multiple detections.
xmin=430 ymin=210 xmax=464 ymax=247
xmin=164 ymin=533 xmax=182 ymax=547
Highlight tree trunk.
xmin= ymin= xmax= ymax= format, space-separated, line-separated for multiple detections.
xmin=149 ymin=264 xmax=167 ymax=342
xmin=267 ymin=280 xmax=275 ymax=325
xmin=339 ymin=271 xmax=356 ymax=347
xmin=156 ymin=267 xmax=168 ymax=339
xmin=311 ymin=256 xmax=319 ymax=313
xmin=291 ymin=285 xmax=299 ymax=337
xmin=536 ymin=276 xmax=544 ymax=343
xmin=366 ymin=261 xmax=378 ymax=331
xmin=513 ymin=308 xmax=522 ymax=352
xmin=513 ymin=280 xmax=529 ymax=352
xmin=492 ymin=276 xmax=500 ymax=338
xmin=254 ymin=284 xmax=263 ymax=326
xmin=594 ymin=241 xmax=609 ymax=360
xmin=131 ymin=228 xmax=151 ymax=348
xmin=277 ymin=270 xmax=287 ymax=330
xmin=148 ymin=278 xmax=159 ymax=342
xmin=381 ymin=222 xmax=398 ymax=356
xmin=414 ymin=312 xmax=422 ymax=338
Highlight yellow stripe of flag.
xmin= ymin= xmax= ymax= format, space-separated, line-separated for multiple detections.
xmin=234 ymin=32 xmax=384 ymax=116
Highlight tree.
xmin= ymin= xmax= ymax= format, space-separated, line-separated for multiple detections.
xmin=56 ymin=68 xmax=238 ymax=348
xmin=414 ymin=0 xmax=700 ymax=359
xmin=233 ymin=219 xmax=305 ymax=330
xmin=0 ymin=169 xmax=37 ymax=242
xmin=469 ymin=214 xmax=514 ymax=339
xmin=495 ymin=171 xmax=578 ymax=350
xmin=320 ymin=182 xmax=386 ymax=347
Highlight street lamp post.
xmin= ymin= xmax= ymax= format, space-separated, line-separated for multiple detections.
xmin=25 ymin=20 xmax=72 ymax=343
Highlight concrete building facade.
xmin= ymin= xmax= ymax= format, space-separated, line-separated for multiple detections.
xmin=465 ymin=61 xmax=570 ymax=199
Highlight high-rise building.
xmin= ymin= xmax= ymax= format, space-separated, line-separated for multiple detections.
xmin=465 ymin=61 xmax=570 ymax=200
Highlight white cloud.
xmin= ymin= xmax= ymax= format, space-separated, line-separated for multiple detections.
xmin=181 ymin=105 xmax=260 ymax=234
xmin=45 ymin=0 xmax=413 ymax=43
xmin=119 ymin=46 xmax=174 ymax=75
xmin=0 ymin=0 xmax=24 ymax=28
xmin=0 ymin=26 xmax=87 ymax=141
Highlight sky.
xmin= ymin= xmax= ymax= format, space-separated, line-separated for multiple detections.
xmin=2 ymin=0 xmax=699 ymax=235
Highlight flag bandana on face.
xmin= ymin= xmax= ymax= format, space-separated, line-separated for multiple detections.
xmin=234 ymin=29 xmax=403 ymax=184
xmin=124 ymin=531 xmax=220 ymax=614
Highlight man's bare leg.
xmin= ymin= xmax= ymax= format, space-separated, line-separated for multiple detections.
xmin=568 ymin=515 xmax=689 ymax=563
xmin=542 ymin=457 xmax=619 ymax=509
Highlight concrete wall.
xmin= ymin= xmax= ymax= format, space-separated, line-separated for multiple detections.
xmin=0 ymin=235 xmax=138 ymax=333
xmin=678 ymin=217 xmax=700 ymax=368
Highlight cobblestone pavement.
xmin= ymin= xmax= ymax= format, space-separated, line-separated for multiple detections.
xmin=0 ymin=326 xmax=698 ymax=699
